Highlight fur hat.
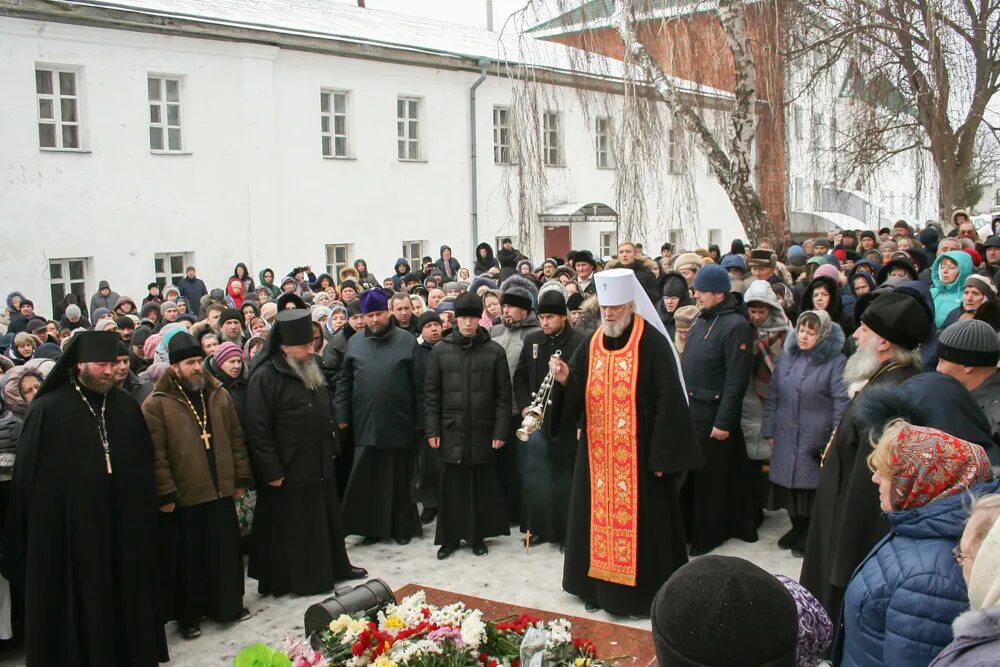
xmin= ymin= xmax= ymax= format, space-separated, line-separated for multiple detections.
xmin=453 ymin=292 xmax=483 ymax=319
xmin=672 ymin=252 xmax=702 ymax=274
xmin=749 ymin=249 xmax=777 ymax=269
xmin=537 ymin=290 xmax=567 ymax=316
xmin=673 ymin=305 xmax=699 ymax=332
xmin=339 ymin=267 xmax=360 ymax=283
xmin=860 ymin=291 xmax=930 ymax=350
xmin=167 ymin=332 xmax=202 ymax=365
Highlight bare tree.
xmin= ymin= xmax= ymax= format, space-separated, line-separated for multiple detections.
xmin=788 ymin=0 xmax=1000 ymax=221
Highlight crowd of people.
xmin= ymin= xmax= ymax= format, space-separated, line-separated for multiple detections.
xmin=0 ymin=212 xmax=999 ymax=665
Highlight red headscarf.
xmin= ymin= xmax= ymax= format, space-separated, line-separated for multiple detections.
xmin=889 ymin=425 xmax=994 ymax=511
xmin=227 ymin=278 xmax=245 ymax=309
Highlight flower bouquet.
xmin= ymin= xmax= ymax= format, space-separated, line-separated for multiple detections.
xmin=235 ymin=591 xmax=613 ymax=667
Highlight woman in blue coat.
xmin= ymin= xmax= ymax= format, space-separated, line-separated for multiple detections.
xmin=836 ymin=420 xmax=999 ymax=667
xmin=762 ymin=309 xmax=849 ymax=555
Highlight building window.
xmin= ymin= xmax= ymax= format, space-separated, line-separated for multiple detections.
xmin=667 ymin=126 xmax=683 ymax=174
xmin=599 ymin=231 xmax=616 ymax=259
xmin=794 ymin=177 xmax=805 ymax=210
xmin=402 ymin=241 xmax=424 ymax=269
xmin=811 ymin=111 xmax=824 ymax=149
xmin=148 ymin=76 xmax=183 ymax=152
xmin=326 ymin=244 xmax=351 ymax=280
xmin=542 ymin=111 xmax=563 ymax=167
xmin=321 ymin=90 xmax=349 ymax=158
xmin=813 ymin=180 xmax=823 ymax=208
xmin=668 ymin=229 xmax=682 ymax=248
xmin=154 ymin=252 xmax=191 ymax=289
xmin=708 ymin=229 xmax=722 ymax=246
xmin=794 ymin=105 xmax=804 ymax=140
xmin=397 ymin=97 xmax=421 ymax=161
xmin=36 ymin=67 xmax=81 ymax=150
xmin=49 ymin=257 xmax=89 ymax=312
xmin=595 ymin=116 xmax=613 ymax=169
xmin=493 ymin=106 xmax=512 ymax=165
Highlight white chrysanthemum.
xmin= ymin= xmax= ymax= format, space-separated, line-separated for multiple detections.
xmin=460 ymin=610 xmax=487 ymax=649
xmin=384 ymin=591 xmax=431 ymax=627
xmin=389 ymin=639 xmax=442 ymax=662
xmin=545 ymin=618 xmax=573 ymax=647
xmin=428 ymin=602 xmax=469 ymax=627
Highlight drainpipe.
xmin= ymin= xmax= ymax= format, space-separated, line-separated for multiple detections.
xmin=470 ymin=60 xmax=489 ymax=258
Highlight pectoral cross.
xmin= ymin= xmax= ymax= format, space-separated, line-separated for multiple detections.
xmin=201 ymin=430 xmax=212 ymax=450
xmin=101 ymin=436 xmax=112 ymax=474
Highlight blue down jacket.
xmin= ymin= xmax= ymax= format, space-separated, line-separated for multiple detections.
xmin=761 ymin=323 xmax=849 ymax=489
xmin=837 ymin=477 xmax=1000 ymax=666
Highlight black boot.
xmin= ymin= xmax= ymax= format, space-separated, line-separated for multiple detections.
xmin=777 ymin=526 xmax=797 ymax=550
xmin=791 ymin=516 xmax=810 ymax=557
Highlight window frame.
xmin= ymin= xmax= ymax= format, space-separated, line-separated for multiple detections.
xmin=321 ymin=89 xmax=351 ymax=159
xmin=402 ymin=241 xmax=424 ymax=269
xmin=542 ymin=110 xmax=564 ymax=167
xmin=36 ymin=66 xmax=84 ymax=151
xmin=594 ymin=115 xmax=614 ymax=169
xmin=599 ymin=231 xmax=616 ymax=259
xmin=326 ymin=243 xmax=351 ymax=280
xmin=148 ymin=74 xmax=185 ymax=154
xmin=708 ymin=229 xmax=723 ymax=247
xmin=493 ymin=105 xmax=513 ymax=165
xmin=667 ymin=125 xmax=684 ymax=175
xmin=154 ymin=252 xmax=192 ymax=289
xmin=48 ymin=257 xmax=90 ymax=312
xmin=397 ymin=96 xmax=422 ymax=162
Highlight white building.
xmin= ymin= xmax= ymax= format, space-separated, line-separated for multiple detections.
xmin=0 ymin=0 xmax=743 ymax=318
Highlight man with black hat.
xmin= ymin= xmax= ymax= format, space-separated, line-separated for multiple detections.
xmin=7 ymin=299 xmax=34 ymax=334
xmin=414 ymin=311 xmax=444 ymax=523
xmin=219 ymin=308 xmax=245 ymax=346
xmin=245 ymin=309 xmax=366 ymax=596
xmin=935 ymin=319 xmax=1000 ymax=448
xmin=335 ymin=289 xmax=423 ymax=545
xmin=512 ymin=290 xmax=585 ymax=548
xmin=801 ymin=290 xmax=928 ymax=626
xmin=113 ymin=339 xmax=152 ymax=403
xmin=1 ymin=331 xmax=167 ymax=665
xmin=573 ymin=250 xmax=598 ymax=296
xmin=491 ymin=277 xmax=540 ymax=523
xmin=424 ymin=291 xmax=512 ymax=559
xmin=142 ymin=332 xmax=251 ymax=639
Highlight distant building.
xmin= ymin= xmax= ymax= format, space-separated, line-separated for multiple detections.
xmin=1 ymin=0 xmax=746 ymax=317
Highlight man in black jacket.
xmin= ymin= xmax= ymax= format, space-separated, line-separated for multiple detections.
xmin=513 ymin=290 xmax=584 ymax=548
xmin=335 ymin=290 xmax=423 ymax=545
xmin=245 ymin=310 xmax=366 ymax=596
xmin=680 ymin=264 xmax=757 ymax=555
xmin=389 ymin=291 xmax=418 ymax=336
xmin=424 ymin=292 xmax=511 ymax=559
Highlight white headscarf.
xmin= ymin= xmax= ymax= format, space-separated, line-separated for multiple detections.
xmin=970 ymin=512 xmax=1000 ymax=608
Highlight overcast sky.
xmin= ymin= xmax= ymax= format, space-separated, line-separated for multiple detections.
xmin=329 ymin=0 xmax=563 ymax=34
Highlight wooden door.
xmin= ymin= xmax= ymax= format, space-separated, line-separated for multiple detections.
xmin=544 ymin=225 xmax=571 ymax=262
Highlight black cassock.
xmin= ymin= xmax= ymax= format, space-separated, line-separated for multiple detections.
xmin=2 ymin=383 xmax=167 ymax=666
xmin=555 ymin=319 xmax=701 ymax=616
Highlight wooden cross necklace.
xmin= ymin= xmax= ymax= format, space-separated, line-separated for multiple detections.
xmin=73 ymin=379 xmax=112 ymax=474
xmin=171 ymin=376 xmax=211 ymax=450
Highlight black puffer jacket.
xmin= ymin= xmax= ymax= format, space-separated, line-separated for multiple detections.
xmin=334 ymin=326 xmax=422 ymax=449
xmin=424 ymin=328 xmax=511 ymax=466
xmin=321 ymin=326 xmax=357 ymax=384
xmin=245 ymin=353 xmax=338 ymax=487
xmin=474 ymin=243 xmax=500 ymax=275
xmin=681 ymin=292 xmax=753 ymax=431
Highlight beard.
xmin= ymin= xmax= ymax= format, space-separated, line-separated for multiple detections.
xmin=286 ymin=354 xmax=326 ymax=390
xmin=844 ymin=336 xmax=883 ymax=386
xmin=221 ymin=329 xmax=243 ymax=344
xmin=78 ymin=365 xmax=114 ymax=394
xmin=180 ymin=374 xmax=205 ymax=392
xmin=602 ymin=313 xmax=633 ymax=339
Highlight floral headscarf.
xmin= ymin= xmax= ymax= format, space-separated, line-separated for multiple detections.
xmin=889 ymin=425 xmax=994 ymax=511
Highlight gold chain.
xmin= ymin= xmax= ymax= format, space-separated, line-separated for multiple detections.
xmin=73 ymin=379 xmax=112 ymax=474
xmin=170 ymin=375 xmax=212 ymax=449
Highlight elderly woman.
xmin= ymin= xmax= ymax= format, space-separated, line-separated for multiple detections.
xmin=836 ymin=421 xmax=999 ymax=666
xmin=0 ymin=366 xmax=44 ymax=479
xmin=762 ymin=310 xmax=849 ymax=555
xmin=929 ymin=493 xmax=1000 ymax=665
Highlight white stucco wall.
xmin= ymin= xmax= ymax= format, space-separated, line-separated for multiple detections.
xmin=0 ymin=15 xmax=743 ymax=317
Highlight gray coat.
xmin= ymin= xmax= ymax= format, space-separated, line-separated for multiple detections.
xmin=334 ymin=325 xmax=422 ymax=449
xmin=928 ymin=607 xmax=1000 ymax=667
xmin=762 ymin=323 xmax=849 ymax=489
xmin=490 ymin=312 xmax=539 ymax=414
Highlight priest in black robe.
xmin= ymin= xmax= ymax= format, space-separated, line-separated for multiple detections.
xmin=1 ymin=331 xmax=167 ymax=666
xmin=246 ymin=309 xmax=366 ymax=596
xmin=549 ymin=269 xmax=701 ymax=617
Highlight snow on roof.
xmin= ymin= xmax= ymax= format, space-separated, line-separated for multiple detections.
xmin=58 ymin=0 xmax=731 ymax=98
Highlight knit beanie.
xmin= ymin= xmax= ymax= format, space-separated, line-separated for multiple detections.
xmin=965 ymin=274 xmax=998 ymax=298
xmin=416 ymin=311 xmax=442 ymax=333
xmin=691 ymin=264 xmax=731 ymax=294
xmin=219 ymin=308 xmax=242 ymax=326
xmin=813 ymin=264 xmax=841 ymax=283
xmin=131 ymin=326 xmax=152 ymax=350
xmin=159 ymin=300 xmax=178 ymax=315
xmin=213 ymin=341 xmax=244 ymax=367
xmin=65 ymin=304 xmax=82 ymax=320
xmin=969 ymin=513 xmax=1000 ymax=608
xmin=651 ymin=556 xmax=798 ymax=667
xmin=114 ymin=316 xmax=133 ymax=330
xmin=938 ymin=319 xmax=1000 ymax=367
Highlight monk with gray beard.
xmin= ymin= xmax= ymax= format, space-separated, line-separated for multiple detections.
xmin=244 ymin=309 xmax=367 ymax=596
xmin=801 ymin=291 xmax=928 ymax=629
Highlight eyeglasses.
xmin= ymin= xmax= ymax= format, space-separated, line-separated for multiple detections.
xmin=952 ymin=545 xmax=975 ymax=565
